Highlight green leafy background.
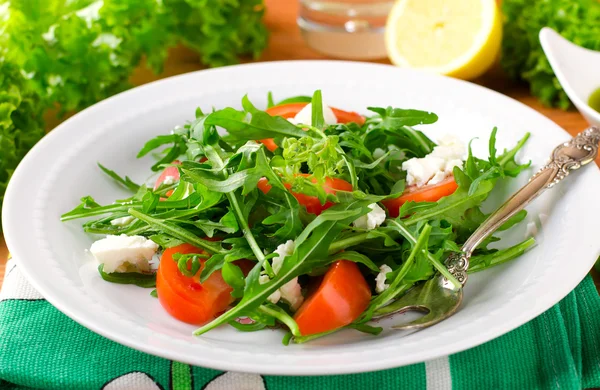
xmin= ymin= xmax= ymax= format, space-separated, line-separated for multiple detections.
xmin=501 ymin=0 xmax=600 ymax=109
xmin=0 ymin=0 xmax=268 ymax=230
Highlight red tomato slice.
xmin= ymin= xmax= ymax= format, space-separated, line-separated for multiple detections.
xmin=156 ymin=243 xmax=252 ymax=325
xmin=257 ymin=174 xmax=352 ymax=215
xmin=154 ymin=161 xmax=181 ymax=197
xmin=259 ymin=103 xmax=366 ymax=152
xmin=293 ymin=260 xmax=371 ymax=336
xmin=382 ymin=176 xmax=459 ymax=218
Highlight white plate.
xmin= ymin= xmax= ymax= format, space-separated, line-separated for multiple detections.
xmin=3 ymin=61 xmax=600 ymax=375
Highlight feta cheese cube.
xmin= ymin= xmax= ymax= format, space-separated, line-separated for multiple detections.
xmin=428 ymin=171 xmax=447 ymax=185
xmin=259 ymin=273 xmax=282 ymax=305
xmin=402 ymin=156 xmax=445 ymax=187
xmin=279 ymin=277 xmax=304 ymax=310
xmin=271 ymin=240 xmax=295 ymax=274
xmin=264 ymin=240 xmax=304 ymax=310
xmin=90 ymin=234 xmax=158 ymax=273
xmin=430 ymin=135 xmax=465 ymax=161
xmin=353 ymin=203 xmax=386 ymax=230
xmin=444 ymin=159 xmax=463 ymax=174
xmin=401 ymin=134 xmax=466 ymax=187
xmin=288 ymin=102 xmax=337 ymax=126
xmin=375 ymin=264 xmax=392 ymax=293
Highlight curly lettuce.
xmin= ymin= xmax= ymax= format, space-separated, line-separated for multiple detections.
xmin=0 ymin=0 xmax=267 ymax=112
xmin=501 ymin=0 xmax=600 ymax=109
xmin=0 ymin=61 xmax=46 ymax=219
xmin=0 ymin=0 xmax=268 ymax=230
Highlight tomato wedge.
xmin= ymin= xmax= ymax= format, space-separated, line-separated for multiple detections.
xmin=382 ymin=176 xmax=459 ymax=218
xmin=257 ymin=174 xmax=352 ymax=215
xmin=294 ymin=260 xmax=371 ymax=336
xmin=260 ymin=103 xmax=366 ymax=152
xmin=154 ymin=161 xmax=181 ymax=197
xmin=156 ymin=243 xmax=251 ymax=325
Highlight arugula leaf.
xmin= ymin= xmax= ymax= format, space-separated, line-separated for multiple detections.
xmin=142 ymin=191 xmax=160 ymax=213
xmin=200 ymin=246 xmax=255 ymax=282
xmin=359 ymin=223 xmax=433 ymax=322
xmin=61 ymin=197 xmax=134 ymax=221
xmin=128 ymin=208 xmax=223 ymax=254
xmin=326 ymin=251 xmax=379 ymax=273
xmin=267 ymin=92 xmax=275 ymax=109
xmin=386 ymin=219 xmax=461 ymax=288
xmin=366 ymin=107 xmax=437 ymax=157
xmin=137 ymin=135 xmax=187 ymax=172
xmin=180 ymin=209 xmax=239 ymax=238
xmin=205 ymin=106 xmax=305 ymax=141
xmin=497 ymin=133 xmax=531 ymax=176
xmin=182 ymin=168 xmax=250 ymax=193
xmin=98 ymin=163 xmax=141 ymax=192
xmin=488 ymin=127 xmax=498 ymax=166
xmin=149 ymin=234 xmax=184 ymax=248
xmin=469 ymin=238 xmax=536 ymax=273
xmin=173 ymin=253 xmax=208 ymax=277
xmin=250 ymin=149 xmax=303 ymax=240
xmin=98 ymin=265 xmax=156 ymax=288
xmin=496 ymin=210 xmax=527 ymax=231
xmin=222 ymin=262 xmax=246 ymax=298
xmin=368 ymin=107 xmax=439 ymax=128
xmin=276 ymin=95 xmax=312 ymax=105
xmin=390 ymin=179 xmax=406 ymax=195
xmin=293 ymin=319 xmax=383 ymax=344
xmin=311 ymin=90 xmax=325 ymax=129
xmin=258 ymin=303 xmax=301 ymax=337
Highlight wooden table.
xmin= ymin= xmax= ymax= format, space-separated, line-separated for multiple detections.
xmin=0 ymin=0 xmax=598 ymax=289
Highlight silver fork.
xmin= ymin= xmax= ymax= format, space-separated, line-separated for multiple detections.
xmin=378 ymin=127 xmax=600 ymax=330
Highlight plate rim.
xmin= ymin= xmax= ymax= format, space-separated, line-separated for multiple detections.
xmin=3 ymin=60 xmax=600 ymax=375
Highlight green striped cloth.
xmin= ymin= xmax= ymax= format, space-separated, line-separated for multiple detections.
xmin=1 ymin=258 xmax=599 ymax=390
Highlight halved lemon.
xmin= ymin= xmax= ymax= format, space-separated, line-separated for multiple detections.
xmin=385 ymin=0 xmax=502 ymax=80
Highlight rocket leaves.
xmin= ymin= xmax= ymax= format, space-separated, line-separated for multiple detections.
xmin=61 ymin=92 xmax=533 ymax=343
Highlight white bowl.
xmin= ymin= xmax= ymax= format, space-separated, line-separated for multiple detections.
xmin=540 ymin=27 xmax=600 ymax=126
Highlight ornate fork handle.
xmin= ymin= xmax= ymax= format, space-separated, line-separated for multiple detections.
xmin=446 ymin=127 xmax=600 ymax=286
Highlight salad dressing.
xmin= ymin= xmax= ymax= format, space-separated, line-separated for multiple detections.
xmin=588 ymin=87 xmax=600 ymax=113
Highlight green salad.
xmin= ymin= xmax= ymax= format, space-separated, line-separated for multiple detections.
xmin=62 ymin=91 xmax=535 ymax=343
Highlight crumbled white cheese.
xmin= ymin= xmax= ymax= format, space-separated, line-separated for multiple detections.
xmin=430 ymin=135 xmax=465 ymax=160
xmin=162 ymin=175 xmax=177 ymax=185
xmin=266 ymin=240 xmax=304 ymax=310
xmin=259 ymin=274 xmax=282 ymax=305
xmin=402 ymin=135 xmax=465 ymax=187
xmin=279 ymin=278 xmax=304 ymax=311
xmin=271 ymin=240 xmax=296 ymax=274
xmin=375 ymin=264 xmax=392 ymax=293
xmin=288 ymin=102 xmax=337 ymax=126
xmin=90 ymin=234 xmax=158 ymax=273
xmin=110 ymin=216 xmax=134 ymax=226
xmin=353 ymin=203 xmax=386 ymax=230
xmin=428 ymin=170 xmax=447 ymax=185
